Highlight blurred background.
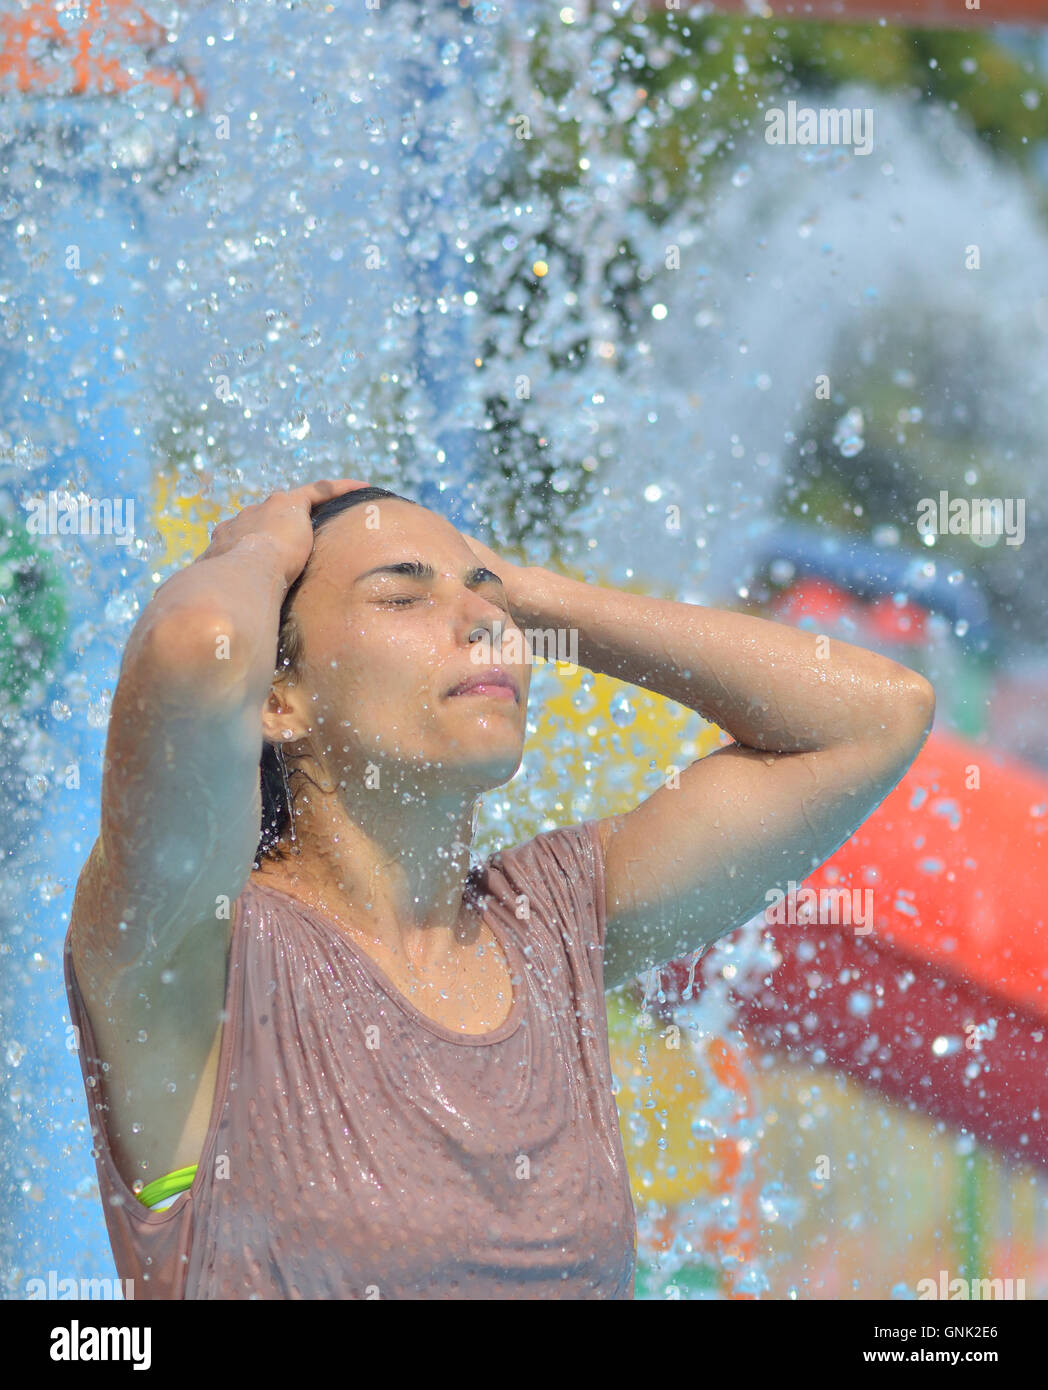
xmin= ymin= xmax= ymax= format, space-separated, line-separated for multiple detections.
xmin=1 ymin=0 xmax=1047 ymax=1300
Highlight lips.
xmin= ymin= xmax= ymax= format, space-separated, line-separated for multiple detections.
xmin=446 ymin=667 xmax=520 ymax=702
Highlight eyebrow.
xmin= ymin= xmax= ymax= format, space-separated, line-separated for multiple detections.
xmin=352 ymin=559 xmax=505 ymax=589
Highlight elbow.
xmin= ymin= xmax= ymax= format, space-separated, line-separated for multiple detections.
xmin=852 ymin=675 xmax=935 ymax=788
xmin=133 ymin=607 xmax=255 ymax=703
xmin=889 ymin=674 xmax=936 ymax=756
xmin=909 ymin=674 xmax=936 ymax=735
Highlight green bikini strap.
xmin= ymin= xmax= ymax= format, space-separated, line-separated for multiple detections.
xmin=136 ymin=1164 xmax=198 ymax=1209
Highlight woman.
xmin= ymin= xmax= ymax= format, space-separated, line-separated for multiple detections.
xmin=65 ymin=478 xmax=935 ymax=1299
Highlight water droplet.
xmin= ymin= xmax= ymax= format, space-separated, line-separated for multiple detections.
xmin=105 ymin=592 xmax=140 ymax=625
xmin=833 ymin=407 xmax=865 ymax=458
xmin=847 ymin=990 xmax=873 ymax=1018
xmin=279 ymin=412 xmax=311 ymax=443
xmin=609 ymin=693 xmax=636 ymax=728
xmin=733 ymin=1264 xmax=770 ymax=1295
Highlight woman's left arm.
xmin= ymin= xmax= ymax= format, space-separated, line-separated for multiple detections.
xmin=481 ymin=554 xmax=935 ymax=990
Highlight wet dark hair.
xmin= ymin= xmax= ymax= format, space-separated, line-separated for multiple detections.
xmin=254 ymin=484 xmax=419 ymax=866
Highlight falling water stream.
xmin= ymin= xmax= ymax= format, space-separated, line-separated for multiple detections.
xmin=2 ymin=1 xmax=1047 ymax=1299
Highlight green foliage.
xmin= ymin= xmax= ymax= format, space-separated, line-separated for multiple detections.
xmin=524 ymin=13 xmax=1048 ymax=210
xmin=771 ymin=21 xmax=1048 ymax=163
xmin=0 ymin=520 xmax=68 ymax=706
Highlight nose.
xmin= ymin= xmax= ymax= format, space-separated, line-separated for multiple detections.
xmin=458 ymin=591 xmax=512 ymax=657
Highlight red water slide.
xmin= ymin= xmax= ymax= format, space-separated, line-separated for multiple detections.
xmin=704 ymin=727 xmax=1048 ymax=1170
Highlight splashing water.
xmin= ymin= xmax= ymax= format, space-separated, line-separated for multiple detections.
xmin=3 ymin=2 xmax=1048 ymax=1302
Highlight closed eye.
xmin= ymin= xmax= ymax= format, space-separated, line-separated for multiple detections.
xmin=378 ymin=591 xmax=512 ymax=614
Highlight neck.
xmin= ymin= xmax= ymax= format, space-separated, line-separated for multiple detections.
xmin=255 ymin=781 xmax=484 ymax=971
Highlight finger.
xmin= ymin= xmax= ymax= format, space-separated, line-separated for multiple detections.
xmin=300 ymin=478 xmax=372 ymax=504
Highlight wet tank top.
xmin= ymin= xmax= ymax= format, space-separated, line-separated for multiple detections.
xmin=63 ymin=819 xmax=638 ymax=1299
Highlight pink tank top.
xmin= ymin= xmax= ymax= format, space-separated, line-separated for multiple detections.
xmin=64 ymin=819 xmax=638 ymax=1298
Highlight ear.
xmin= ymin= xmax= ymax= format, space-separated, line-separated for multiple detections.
xmin=259 ymin=681 xmax=304 ymax=748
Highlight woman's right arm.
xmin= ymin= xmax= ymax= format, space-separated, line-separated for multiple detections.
xmin=69 ymin=479 xmax=366 ymax=1007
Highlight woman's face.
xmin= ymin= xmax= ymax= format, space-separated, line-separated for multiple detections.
xmin=267 ymin=499 xmax=532 ymax=797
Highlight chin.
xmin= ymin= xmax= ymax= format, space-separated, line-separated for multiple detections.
xmin=449 ymin=740 xmax=524 ymax=788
